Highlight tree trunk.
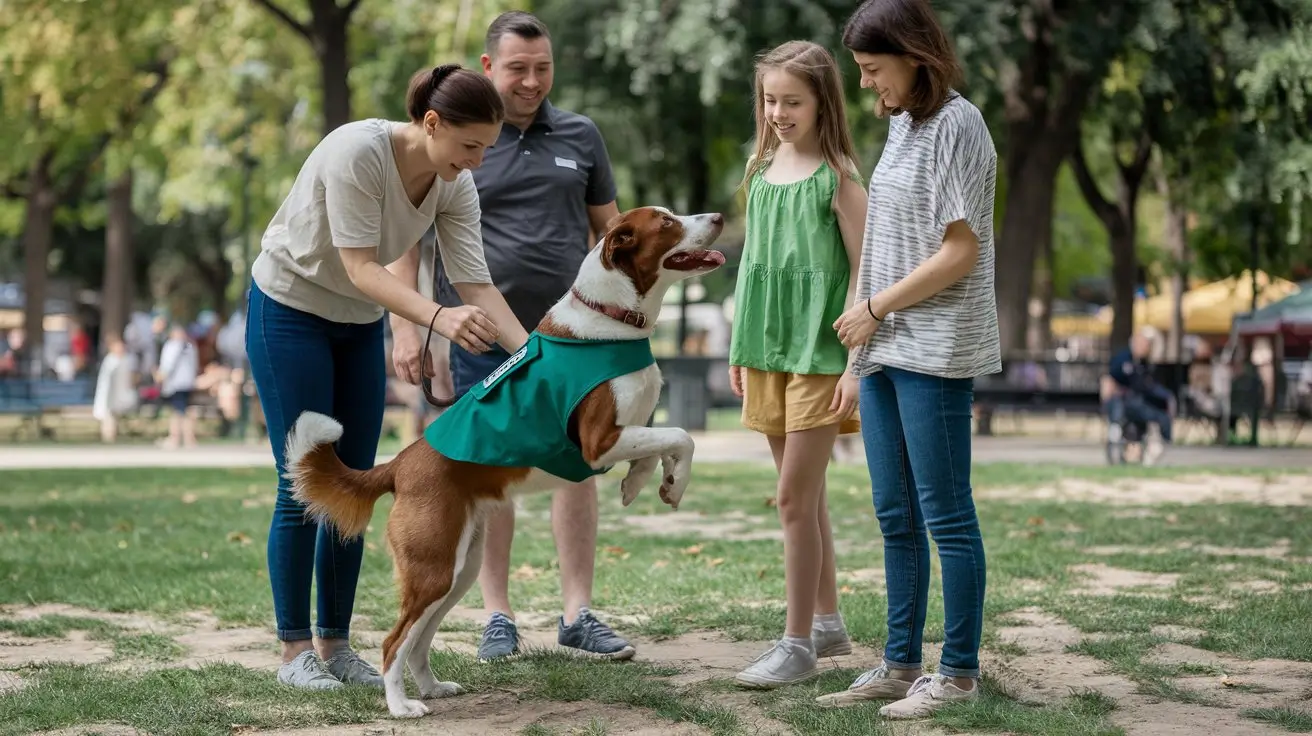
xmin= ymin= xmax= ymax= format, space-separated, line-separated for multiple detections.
xmin=995 ymin=141 xmax=1064 ymax=358
xmin=22 ymin=151 xmax=56 ymax=378
xmin=1070 ymin=129 xmax=1153 ymax=353
xmin=1157 ymin=172 xmax=1189 ymax=362
xmin=315 ymin=17 xmax=351 ymax=135
xmin=1108 ymin=216 xmax=1138 ymax=352
xmin=102 ymin=170 xmax=135 ymax=349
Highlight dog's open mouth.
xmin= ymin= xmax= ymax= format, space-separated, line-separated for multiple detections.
xmin=664 ymin=250 xmax=726 ymax=271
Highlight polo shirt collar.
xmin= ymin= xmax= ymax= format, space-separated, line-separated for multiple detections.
xmin=528 ymin=98 xmax=556 ymax=131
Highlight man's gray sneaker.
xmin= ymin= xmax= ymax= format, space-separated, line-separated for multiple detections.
xmin=323 ymin=648 xmax=384 ymax=687
xmin=557 ymin=607 xmax=636 ymax=660
xmin=478 ymin=612 xmax=522 ymax=662
xmin=277 ymin=649 xmax=343 ymax=690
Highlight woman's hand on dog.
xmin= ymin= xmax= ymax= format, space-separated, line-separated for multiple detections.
xmin=436 ymin=304 xmax=499 ymax=355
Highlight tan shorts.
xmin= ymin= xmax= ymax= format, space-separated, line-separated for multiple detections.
xmin=740 ymin=367 xmax=861 ymax=436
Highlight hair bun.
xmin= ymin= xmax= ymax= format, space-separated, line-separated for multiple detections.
xmin=430 ymin=64 xmax=460 ymax=92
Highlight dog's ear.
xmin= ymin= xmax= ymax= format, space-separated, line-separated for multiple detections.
xmin=600 ymin=221 xmax=638 ymax=271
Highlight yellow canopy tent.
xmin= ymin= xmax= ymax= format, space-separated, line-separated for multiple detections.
xmin=1050 ymin=271 xmax=1300 ymax=338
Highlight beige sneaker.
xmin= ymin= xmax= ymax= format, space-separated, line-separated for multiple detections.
xmin=814 ymin=664 xmax=914 ymax=708
xmin=879 ymin=674 xmax=979 ymax=719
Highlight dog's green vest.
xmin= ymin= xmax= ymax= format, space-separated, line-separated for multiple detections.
xmin=423 ymin=332 xmax=657 ymax=483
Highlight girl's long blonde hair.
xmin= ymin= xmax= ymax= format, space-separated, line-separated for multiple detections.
xmin=740 ymin=41 xmax=861 ymax=190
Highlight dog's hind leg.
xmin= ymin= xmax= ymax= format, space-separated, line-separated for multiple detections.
xmin=380 ymin=508 xmax=474 ymax=718
xmin=406 ymin=518 xmax=486 ymax=698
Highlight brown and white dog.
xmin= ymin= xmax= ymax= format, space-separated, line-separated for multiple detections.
xmin=281 ymin=206 xmax=725 ymax=718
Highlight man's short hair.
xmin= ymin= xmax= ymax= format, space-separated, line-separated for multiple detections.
xmin=485 ymin=11 xmax=550 ymax=57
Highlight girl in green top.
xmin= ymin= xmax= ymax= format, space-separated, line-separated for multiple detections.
xmin=728 ymin=40 xmax=869 ymax=689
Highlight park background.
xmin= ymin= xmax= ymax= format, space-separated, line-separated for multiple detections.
xmin=1 ymin=1 xmax=1312 ymax=735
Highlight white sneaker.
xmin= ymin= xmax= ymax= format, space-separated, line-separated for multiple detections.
xmin=734 ymin=638 xmax=818 ymax=689
xmin=879 ymin=673 xmax=979 ymax=719
xmin=814 ymin=664 xmax=914 ymax=708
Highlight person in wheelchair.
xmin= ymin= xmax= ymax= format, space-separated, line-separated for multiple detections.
xmin=1105 ymin=332 xmax=1175 ymax=464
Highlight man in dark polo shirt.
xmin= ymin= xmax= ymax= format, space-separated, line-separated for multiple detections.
xmin=425 ymin=10 xmax=629 ymax=662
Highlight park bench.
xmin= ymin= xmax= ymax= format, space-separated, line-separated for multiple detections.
xmin=0 ymin=376 xmax=96 ymax=440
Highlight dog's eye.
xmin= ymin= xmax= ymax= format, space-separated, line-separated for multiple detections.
xmin=661 ymin=217 xmax=674 ymax=228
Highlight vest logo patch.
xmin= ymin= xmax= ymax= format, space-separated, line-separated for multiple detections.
xmin=482 ymin=343 xmax=529 ymax=389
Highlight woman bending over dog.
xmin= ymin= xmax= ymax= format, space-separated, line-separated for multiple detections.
xmin=245 ymin=63 xmax=528 ymax=691
xmin=819 ymin=0 xmax=1000 ymax=720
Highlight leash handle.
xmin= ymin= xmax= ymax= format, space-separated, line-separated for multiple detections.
xmin=421 ymin=305 xmax=457 ymax=409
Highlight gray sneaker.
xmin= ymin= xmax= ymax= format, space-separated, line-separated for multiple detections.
xmin=734 ymin=639 xmax=819 ymax=689
xmin=323 ymin=648 xmax=384 ymax=687
xmin=557 ymin=607 xmax=636 ymax=660
xmin=277 ymin=650 xmax=343 ymax=690
xmin=812 ymin=625 xmax=853 ymax=657
xmin=478 ymin=612 xmax=522 ymax=662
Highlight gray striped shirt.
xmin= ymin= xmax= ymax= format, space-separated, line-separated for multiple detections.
xmin=852 ymin=92 xmax=1001 ymax=380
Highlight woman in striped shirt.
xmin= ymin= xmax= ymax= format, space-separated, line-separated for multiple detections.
xmin=817 ymin=0 xmax=1001 ymax=720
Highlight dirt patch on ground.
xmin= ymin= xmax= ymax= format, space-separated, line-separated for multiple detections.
xmin=1068 ymin=563 xmax=1182 ymax=596
xmin=1086 ymin=539 xmax=1298 ymax=560
xmin=7 ymin=602 xmax=1309 ymax=735
xmin=989 ymin=607 xmax=1306 ymax=736
xmin=621 ymin=509 xmax=784 ymax=542
xmin=978 ymin=473 xmax=1312 ymax=506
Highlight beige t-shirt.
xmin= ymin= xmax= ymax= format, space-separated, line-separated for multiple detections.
xmin=251 ymin=118 xmax=493 ymax=324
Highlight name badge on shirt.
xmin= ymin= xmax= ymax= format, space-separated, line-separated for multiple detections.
xmin=554 ymin=156 xmax=578 ymax=170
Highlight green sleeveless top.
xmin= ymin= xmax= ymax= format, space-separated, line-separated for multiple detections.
xmin=423 ymin=331 xmax=656 ymax=483
xmin=729 ymin=162 xmax=857 ymax=375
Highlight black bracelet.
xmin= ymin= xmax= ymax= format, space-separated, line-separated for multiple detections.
xmin=866 ymin=299 xmax=882 ymax=321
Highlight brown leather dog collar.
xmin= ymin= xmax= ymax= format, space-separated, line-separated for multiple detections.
xmin=571 ymin=287 xmax=648 ymax=329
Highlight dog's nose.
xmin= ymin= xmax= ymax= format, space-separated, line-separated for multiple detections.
xmin=710 ymin=213 xmax=724 ymax=226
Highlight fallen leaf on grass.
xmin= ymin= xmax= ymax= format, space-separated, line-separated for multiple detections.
xmin=117 ymin=540 xmax=128 ymax=549
xmin=604 ymin=545 xmax=627 ymax=556
xmin=764 ymin=497 xmax=777 ymax=508
xmin=181 ymin=492 xmax=199 ymax=504
xmin=706 ymin=558 xmax=725 ymax=568
xmin=682 ymin=544 xmax=703 ymax=556
xmin=840 ymin=585 xmax=854 ymax=594
xmin=1220 ymin=675 xmax=1235 ymax=688
xmin=652 ymin=560 xmax=669 ymax=569
xmin=366 ymin=542 xmax=377 ymax=551
xmin=226 ymin=531 xmax=252 ymax=545
xmin=1026 ymin=516 xmax=1045 ymax=526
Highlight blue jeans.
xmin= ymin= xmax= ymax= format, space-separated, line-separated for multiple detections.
xmin=245 ymin=282 xmax=386 ymax=642
xmin=858 ymin=367 xmax=986 ymax=678
xmin=1106 ymin=391 xmax=1173 ymax=442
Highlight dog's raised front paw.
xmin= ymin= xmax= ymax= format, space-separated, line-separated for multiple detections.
xmin=389 ymin=698 xmax=430 ymax=718
xmin=621 ymin=456 xmax=659 ymax=506
xmin=658 ymin=455 xmax=689 ymax=510
xmin=419 ymin=680 xmax=464 ymax=699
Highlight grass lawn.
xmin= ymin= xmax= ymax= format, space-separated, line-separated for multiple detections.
xmin=1 ymin=461 xmax=1310 ymax=735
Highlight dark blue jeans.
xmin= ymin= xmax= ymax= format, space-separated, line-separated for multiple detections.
xmin=245 ymin=282 xmax=386 ymax=642
xmin=858 ymin=367 xmax=986 ymax=678
xmin=1106 ymin=392 xmax=1173 ymax=442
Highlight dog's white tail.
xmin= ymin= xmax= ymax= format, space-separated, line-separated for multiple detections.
xmin=284 ymin=411 xmax=395 ymax=539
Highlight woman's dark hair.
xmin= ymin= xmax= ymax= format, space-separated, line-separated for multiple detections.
xmin=841 ymin=0 xmax=963 ymax=121
xmin=404 ymin=64 xmax=504 ymax=126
